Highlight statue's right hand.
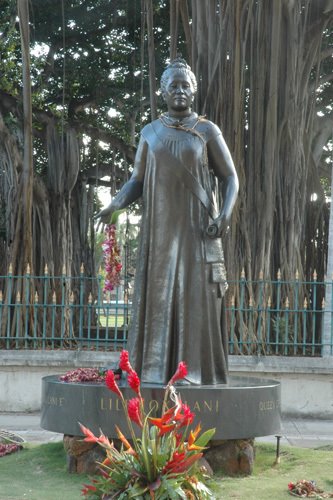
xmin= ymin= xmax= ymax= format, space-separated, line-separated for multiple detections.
xmin=94 ymin=204 xmax=117 ymax=232
xmin=94 ymin=206 xmax=115 ymax=224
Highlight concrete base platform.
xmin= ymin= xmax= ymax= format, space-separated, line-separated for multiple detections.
xmin=40 ymin=375 xmax=281 ymax=440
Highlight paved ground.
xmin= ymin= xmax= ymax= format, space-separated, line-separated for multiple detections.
xmin=0 ymin=413 xmax=333 ymax=448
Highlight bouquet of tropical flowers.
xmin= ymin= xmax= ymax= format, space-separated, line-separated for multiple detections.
xmin=288 ymin=479 xmax=333 ymax=498
xmin=80 ymin=351 xmax=215 ymax=499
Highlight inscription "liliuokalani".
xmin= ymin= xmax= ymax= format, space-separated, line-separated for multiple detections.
xmin=100 ymin=398 xmax=219 ymax=413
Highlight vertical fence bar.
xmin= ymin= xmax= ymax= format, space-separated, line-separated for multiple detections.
xmin=51 ymin=291 xmax=56 ymax=347
xmin=275 ymin=270 xmax=282 ymax=354
xmin=311 ymin=271 xmax=318 ymax=355
xmin=24 ymin=264 xmax=31 ymax=348
xmin=114 ymin=288 xmax=120 ymax=348
xmin=15 ymin=291 xmax=21 ymax=349
xmin=95 ymin=271 xmax=103 ymax=350
xmin=42 ymin=265 xmax=49 ymax=348
xmin=6 ymin=264 xmax=13 ymax=349
xmin=60 ymin=266 xmax=66 ymax=348
xmin=302 ymin=298 xmax=308 ymax=355
xmin=229 ymin=295 xmax=235 ymax=354
xmin=79 ymin=264 xmax=84 ymax=346
xmin=104 ymin=292 xmax=111 ymax=350
xmin=256 ymin=272 xmax=264 ymax=354
xmin=248 ymin=295 xmax=254 ymax=353
xmin=87 ymin=292 xmax=92 ymax=344
xmin=266 ymin=297 xmax=272 ymax=354
xmin=69 ymin=290 xmax=74 ymax=347
xmin=284 ymin=297 xmax=290 ymax=355
xmin=293 ymin=271 xmax=299 ymax=355
xmin=239 ymin=269 xmax=246 ymax=354
xmin=33 ymin=292 xmax=38 ymax=349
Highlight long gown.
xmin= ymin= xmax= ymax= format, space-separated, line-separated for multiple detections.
xmin=127 ymin=113 xmax=228 ymax=385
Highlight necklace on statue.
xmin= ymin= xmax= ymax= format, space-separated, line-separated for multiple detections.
xmin=159 ymin=113 xmax=201 ymax=131
xmin=158 ymin=113 xmax=209 ymax=167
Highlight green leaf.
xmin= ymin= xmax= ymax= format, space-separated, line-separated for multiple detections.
xmin=194 ymin=428 xmax=216 ymax=448
xmin=159 ymin=477 xmax=187 ymax=499
xmin=126 ymin=484 xmax=149 ymax=497
xmin=140 ymin=418 xmax=153 ymax=483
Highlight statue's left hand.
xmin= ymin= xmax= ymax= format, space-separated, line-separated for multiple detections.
xmin=206 ymin=214 xmax=230 ymax=239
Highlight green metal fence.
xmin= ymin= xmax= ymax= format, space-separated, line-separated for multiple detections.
xmin=226 ymin=273 xmax=331 ymax=356
xmin=0 ymin=269 xmax=332 ymax=356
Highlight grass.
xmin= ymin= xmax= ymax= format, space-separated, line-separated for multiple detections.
xmin=98 ymin=314 xmax=125 ymax=328
xmin=0 ymin=442 xmax=88 ymax=500
xmin=0 ymin=442 xmax=332 ymax=499
xmin=213 ymin=443 xmax=333 ymax=499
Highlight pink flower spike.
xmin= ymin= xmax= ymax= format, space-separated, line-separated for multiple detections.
xmin=79 ymin=423 xmax=99 ymax=443
xmin=127 ymin=370 xmax=141 ymax=395
xmin=105 ymin=370 xmax=122 ymax=398
xmin=119 ymin=350 xmax=133 ymax=373
xmin=127 ymin=398 xmax=143 ymax=427
xmin=168 ymin=361 xmax=188 ymax=385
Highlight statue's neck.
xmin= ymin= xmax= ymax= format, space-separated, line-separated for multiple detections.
xmin=166 ymin=108 xmax=193 ymax=119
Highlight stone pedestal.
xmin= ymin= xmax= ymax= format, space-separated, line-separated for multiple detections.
xmin=205 ymin=439 xmax=255 ymax=475
xmin=62 ymin=435 xmax=255 ymax=475
xmin=63 ymin=435 xmax=106 ymax=474
xmin=41 ymin=375 xmax=280 ymax=475
xmin=41 ymin=375 xmax=281 ymax=439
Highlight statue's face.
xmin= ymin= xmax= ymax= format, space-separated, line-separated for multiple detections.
xmin=163 ymin=70 xmax=195 ymax=112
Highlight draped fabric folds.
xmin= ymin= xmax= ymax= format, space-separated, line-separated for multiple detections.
xmin=128 ymin=116 xmax=228 ymax=385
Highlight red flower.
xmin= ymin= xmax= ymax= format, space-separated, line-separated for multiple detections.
xmin=288 ymin=482 xmax=295 ymax=491
xmin=175 ymin=432 xmax=183 ymax=447
xmin=79 ymin=423 xmax=99 ymax=443
xmin=127 ymin=370 xmax=141 ymax=395
xmin=175 ymin=404 xmax=195 ymax=428
xmin=105 ymin=370 xmax=122 ymax=398
xmin=168 ymin=361 xmax=188 ymax=385
xmin=82 ymin=483 xmax=97 ymax=496
xmin=127 ymin=398 xmax=143 ymax=427
xmin=119 ymin=350 xmax=133 ymax=373
xmin=163 ymin=450 xmax=203 ymax=475
xmin=149 ymin=406 xmax=175 ymax=428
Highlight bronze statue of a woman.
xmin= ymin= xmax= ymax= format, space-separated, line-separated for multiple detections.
xmin=97 ymin=58 xmax=239 ymax=385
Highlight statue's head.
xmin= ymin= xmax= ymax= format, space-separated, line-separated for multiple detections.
xmin=160 ymin=57 xmax=197 ymax=95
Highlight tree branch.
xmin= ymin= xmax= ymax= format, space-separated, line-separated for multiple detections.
xmin=75 ymin=123 xmax=136 ymax=163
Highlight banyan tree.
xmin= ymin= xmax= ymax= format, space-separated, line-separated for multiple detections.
xmin=0 ymin=0 xmax=332 ymax=347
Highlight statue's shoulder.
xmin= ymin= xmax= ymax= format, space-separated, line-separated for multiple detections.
xmin=196 ymin=117 xmax=222 ymax=141
xmin=141 ymin=119 xmax=161 ymax=140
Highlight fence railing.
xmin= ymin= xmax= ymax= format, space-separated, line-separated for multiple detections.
xmin=0 ymin=270 xmax=332 ymax=356
xmin=226 ymin=274 xmax=332 ymax=356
